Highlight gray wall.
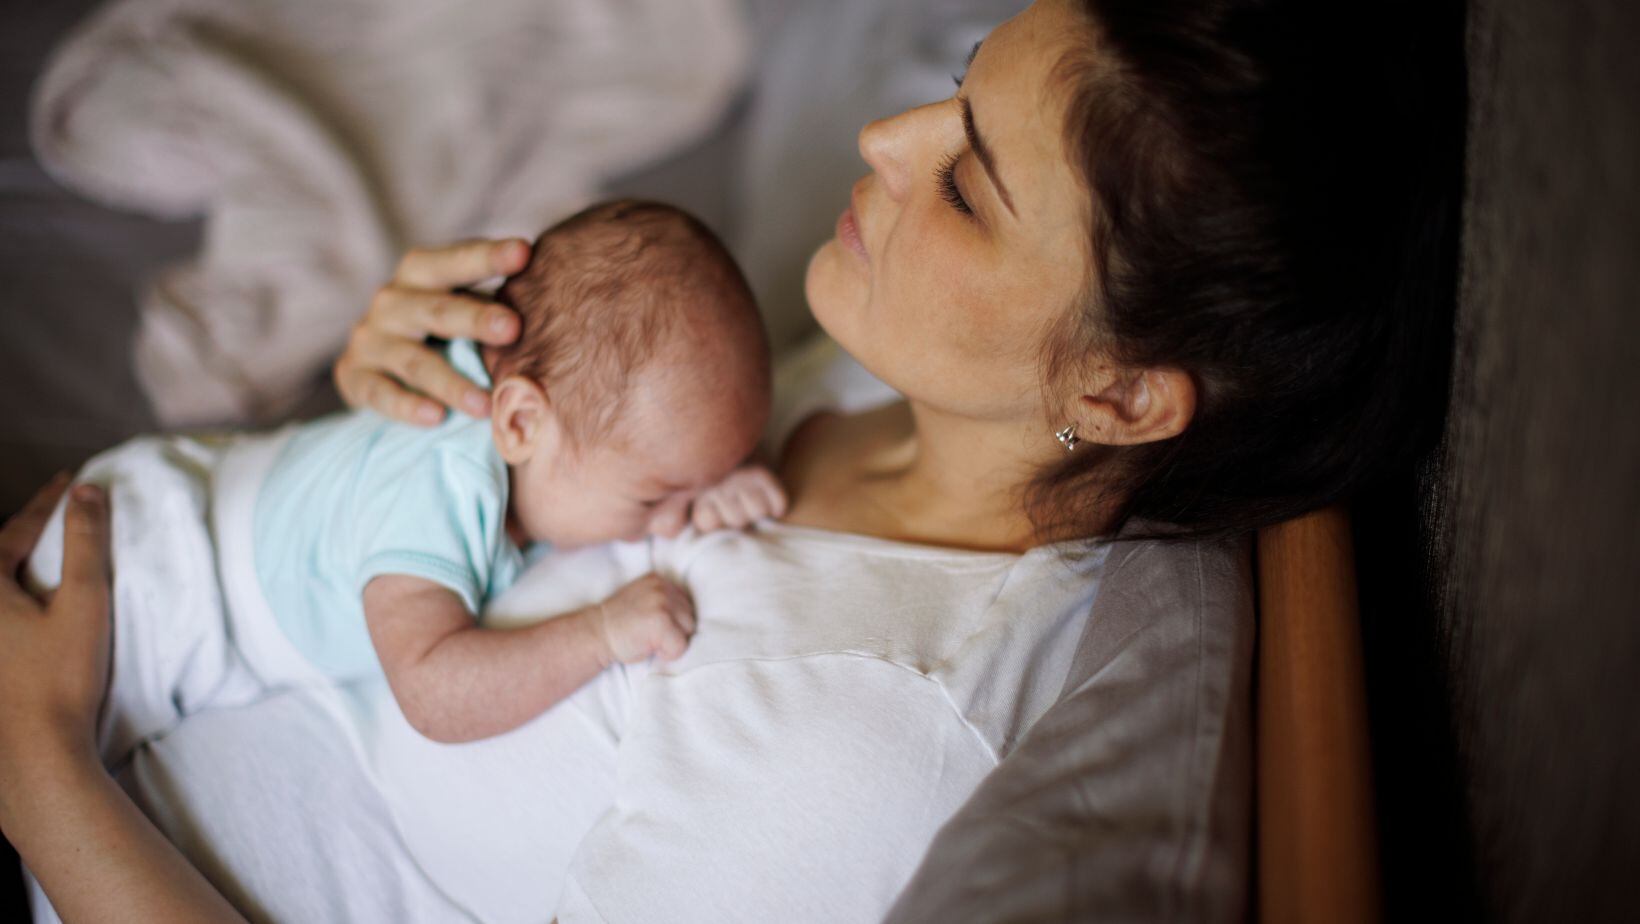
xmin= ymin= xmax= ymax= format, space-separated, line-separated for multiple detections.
xmin=1361 ymin=0 xmax=1639 ymax=920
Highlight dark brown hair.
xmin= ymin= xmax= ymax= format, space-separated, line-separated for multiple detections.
xmin=1033 ymin=0 xmax=1464 ymax=540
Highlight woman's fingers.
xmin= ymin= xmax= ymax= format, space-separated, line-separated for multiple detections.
xmin=0 ymin=473 xmax=70 ymax=575
xmin=336 ymin=237 xmax=530 ymax=420
xmin=53 ymin=485 xmax=110 ymax=619
xmin=392 ymin=238 xmax=530 ymax=296
xmin=0 ymin=482 xmax=115 ymax=765
xmin=335 ymin=356 xmax=445 ymax=427
xmin=369 ymin=329 xmax=491 ymax=418
xmin=336 ymin=322 xmax=489 ymax=424
xmin=367 ymin=285 xmax=520 ymax=346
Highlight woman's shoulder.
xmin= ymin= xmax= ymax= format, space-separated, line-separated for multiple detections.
xmin=775 ymin=403 xmax=913 ymax=538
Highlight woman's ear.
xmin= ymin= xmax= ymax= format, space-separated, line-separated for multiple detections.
xmin=490 ymin=376 xmax=560 ymax=465
xmin=1076 ymin=367 xmax=1196 ymax=446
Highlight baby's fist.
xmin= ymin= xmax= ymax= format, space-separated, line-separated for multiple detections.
xmin=591 ymin=573 xmax=696 ymax=664
xmin=691 ymin=464 xmax=788 ymax=532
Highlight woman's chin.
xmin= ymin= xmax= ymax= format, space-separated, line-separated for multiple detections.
xmin=804 ymin=240 xmax=860 ymax=342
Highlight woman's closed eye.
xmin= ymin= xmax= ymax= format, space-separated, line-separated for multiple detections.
xmin=936 ymin=152 xmax=975 ymax=218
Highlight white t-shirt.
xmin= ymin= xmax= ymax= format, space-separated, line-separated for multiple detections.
xmin=354 ymin=335 xmax=1111 ymax=922
xmin=562 ymin=526 xmax=1105 ymax=923
xmin=32 ymin=336 xmax=1112 ymax=924
xmin=350 ymin=510 xmax=1106 ymax=923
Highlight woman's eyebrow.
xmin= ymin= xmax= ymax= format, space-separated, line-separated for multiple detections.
xmin=960 ymin=95 xmax=1016 ymax=216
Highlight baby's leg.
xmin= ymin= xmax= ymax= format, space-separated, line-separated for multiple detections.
xmin=25 ymin=434 xmax=265 ymax=770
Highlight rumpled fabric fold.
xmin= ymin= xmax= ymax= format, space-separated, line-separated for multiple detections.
xmin=31 ymin=0 xmax=750 ymax=425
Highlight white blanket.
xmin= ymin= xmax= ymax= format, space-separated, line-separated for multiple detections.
xmin=24 ymin=433 xmax=271 ymax=768
xmin=30 ymin=0 xmax=749 ymax=426
xmin=21 ymin=340 xmax=1115 ymax=924
xmin=28 ymin=457 xmax=1108 ymax=924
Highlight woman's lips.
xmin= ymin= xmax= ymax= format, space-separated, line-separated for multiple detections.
xmin=836 ymin=204 xmax=869 ymax=263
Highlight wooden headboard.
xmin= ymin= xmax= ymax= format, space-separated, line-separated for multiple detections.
xmin=1254 ymin=506 xmax=1381 ymax=923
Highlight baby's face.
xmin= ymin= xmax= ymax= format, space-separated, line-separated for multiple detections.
xmin=506 ymin=379 xmax=761 ymax=548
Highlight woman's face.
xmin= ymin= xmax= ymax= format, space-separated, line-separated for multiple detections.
xmin=805 ymin=0 xmax=1093 ymax=425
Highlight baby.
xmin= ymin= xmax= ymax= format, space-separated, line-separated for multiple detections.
xmin=35 ymin=199 xmax=784 ymax=745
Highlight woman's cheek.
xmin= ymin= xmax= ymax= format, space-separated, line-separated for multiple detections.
xmin=903 ymin=247 xmax=995 ymax=351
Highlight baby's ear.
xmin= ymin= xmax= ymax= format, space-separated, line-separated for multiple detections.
xmin=490 ymin=376 xmax=559 ymax=464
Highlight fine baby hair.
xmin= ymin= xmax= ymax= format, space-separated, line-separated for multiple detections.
xmin=489 ymin=199 xmax=766 ymax=450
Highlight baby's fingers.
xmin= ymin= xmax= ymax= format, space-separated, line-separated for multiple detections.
xmin=756 ymin=478 xmax=788 ymax=520
xmin=671 ymin=599 xmax=698 ymax=637
xmin=691 ymin=495 xmax=725 ymax=532
xmin=658 ymin=581 xmax=696 ymax=635
xmin=655 ymin=621 xmax=690 ymax=662
xmin=735 ymin=467 xmax=787 ymax=520
xmin=723 ymin=490 xmax=761 ymax=528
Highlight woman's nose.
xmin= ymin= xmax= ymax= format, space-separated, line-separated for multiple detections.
xmin=858 ymin=101 xmax=944 ymax=202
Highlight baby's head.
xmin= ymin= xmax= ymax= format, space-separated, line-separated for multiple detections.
xmin=485 ymin=200 xmax=770 ymax=547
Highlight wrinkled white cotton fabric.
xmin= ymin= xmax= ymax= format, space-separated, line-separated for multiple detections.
xmin=23 ymin=338 xmax=1250 ymax=923
xmin=30 ymin=0 xmax=749 ymax=425
xmin=22 ymin=437 xmax=1111 ymax=924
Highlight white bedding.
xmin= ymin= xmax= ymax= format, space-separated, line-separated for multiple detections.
xmin=31 ymin=0 xmax=750 ymax=426
xmin=28 ymin=466 xmax=1110 ymax=924
xmin=25 ymin=337 xmax=1109 ymax=923
xmin=20 ymin=338 xmax=1255 ymax=923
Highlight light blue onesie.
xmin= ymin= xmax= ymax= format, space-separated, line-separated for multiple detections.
xmin=253 ymin=339 xmax=526 ymax=681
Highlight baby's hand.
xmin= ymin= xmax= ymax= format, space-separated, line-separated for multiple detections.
xmin=690 ymin=464 xmax=788 ymax=532
xmin=589 ymin=573 xmax=696 ymax=664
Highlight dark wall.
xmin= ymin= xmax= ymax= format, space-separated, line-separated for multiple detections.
xmin=1360 ymin=0 xmax=1640 ymax=920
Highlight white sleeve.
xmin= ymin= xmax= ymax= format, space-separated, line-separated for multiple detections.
xmin=764 ymin=334 xmax=901 ymax=458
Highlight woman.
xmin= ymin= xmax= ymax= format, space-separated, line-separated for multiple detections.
xmin=0 ymin=0 xmax=1456 ymax=919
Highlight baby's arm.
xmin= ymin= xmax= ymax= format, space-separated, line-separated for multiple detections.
xmin=690 ymin=464 xmax=788 ymax=532
xmin=363 ymin=572 xmax=695 ymax=743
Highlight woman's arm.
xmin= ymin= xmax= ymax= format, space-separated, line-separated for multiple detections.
xmin=0 ymin=478 xmax=247 ymax=923
xmin=333 ymin=238 xmax=529 ymax=425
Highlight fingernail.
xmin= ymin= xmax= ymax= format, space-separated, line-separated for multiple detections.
xmin=417 ymin=403 xmax=444 ymax=425
xmin=504 ymin=239 xmax=530 ymax=268
xmin=489 ymin=312 xmax=512 ymax=336
xmin=72 ymin=483 xmax=104 ymax=507
xmin=464 ymin=391 xmax=490 ymax=415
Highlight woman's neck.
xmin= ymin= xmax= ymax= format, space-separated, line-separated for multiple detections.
xmin=782 ymin=399 xmax=1075 ymax=553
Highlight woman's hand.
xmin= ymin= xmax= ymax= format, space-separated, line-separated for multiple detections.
xmin=0 ymin=475 xmax=111 ymax=776
xmin=334 ymin=238 xmax=531 ymax=426
xmin=0 ymin=477 xmax=247 ymax=923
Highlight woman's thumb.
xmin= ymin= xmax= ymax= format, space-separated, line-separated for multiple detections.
xmin=56 ymin=484 xmax=111 ymax=610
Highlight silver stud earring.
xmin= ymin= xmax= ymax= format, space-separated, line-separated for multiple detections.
xmin=1054 ymin=424 xmax=1080 ymax=452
